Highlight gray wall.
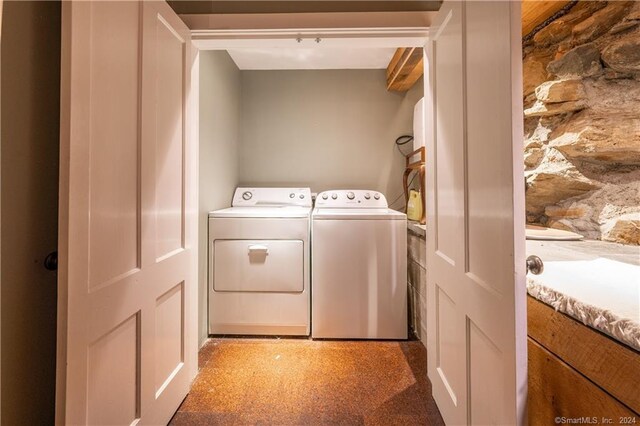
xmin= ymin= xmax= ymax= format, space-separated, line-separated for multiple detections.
xmin=1 ymin=1 xmax=60 ymax=423
xmin=200 ymin=66 xmax=421 ymax=342
xmin=198 ymin=51 xmax=241 ymax=345
xmin=238 ymin=69 xmax=423 ymax=208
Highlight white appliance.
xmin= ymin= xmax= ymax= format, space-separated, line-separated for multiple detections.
xmin=209 ymin=187 xmax=311 ymax=336
xmin=413 ymin=97 xmax=425 ymax=152
xmin=312 ymin=190 xmax=407 ymax=339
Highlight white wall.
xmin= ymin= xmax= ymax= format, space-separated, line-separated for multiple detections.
xmin=198 ymin=51 xmax=240 ymax=345
xmin=238 ymin=70 xmax=423 ymax=209
xmin=1 ymin=1 xmax=60 ymax=423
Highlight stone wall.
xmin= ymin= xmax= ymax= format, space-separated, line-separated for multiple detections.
xmin=523 ymin=1 xmax=640 ymax=245
xmin=407 ymin=226 xmax=427 ymax=343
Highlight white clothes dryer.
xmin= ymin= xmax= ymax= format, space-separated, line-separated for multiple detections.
xmin=208 ymin=187 xmax=311 ymax=336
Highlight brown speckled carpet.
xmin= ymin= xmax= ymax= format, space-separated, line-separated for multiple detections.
xmin=170 ymin=338 xmax=444 ymax=425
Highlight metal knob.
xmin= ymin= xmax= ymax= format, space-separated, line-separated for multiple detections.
xmin=44 ymin=251 xmax=58 ymax=271
xmin=526 ymin=255 xmax=544 ymax=275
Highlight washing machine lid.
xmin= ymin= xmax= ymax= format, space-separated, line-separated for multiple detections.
xmin=210 ymin=206 xmax=311 ymax=218
xmin=313 ymin=208 xmax=406 ymax=220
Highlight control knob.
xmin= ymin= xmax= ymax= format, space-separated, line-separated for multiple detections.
xmin=364 ymin=193 xmax=370 ymax=200
xmin=322 ymin=194 xmax=328 ymax=200
xmin=331 ymin=193 xmax=338 ymax=200
xmin=347 ymin=191 xmax=355 ymax=200
xmin=374 ymin=193 xmax=380 ymax=200
xmin=242 ymin=191 xmax=253 ymax=200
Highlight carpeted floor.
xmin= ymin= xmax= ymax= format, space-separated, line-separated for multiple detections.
xmin=170 ymin=338 xmax=445 ymax=425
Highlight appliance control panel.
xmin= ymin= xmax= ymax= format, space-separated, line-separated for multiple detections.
xmin=231 ymin=187 xmax=312 ymax=207
xmin=314 ymin=190 xmax=388 ymax=208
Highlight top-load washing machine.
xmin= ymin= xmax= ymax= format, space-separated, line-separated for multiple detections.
xmin=209 ymin=187 xmax=311 ymax=336
xmin=312 ymin=190 xmax=407 ymax=339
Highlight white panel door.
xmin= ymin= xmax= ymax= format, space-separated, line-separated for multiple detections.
xmin=425 ymin=2 xmax=527 ymax=425
xmin=57 ymin=2 xmax=197 ymax=425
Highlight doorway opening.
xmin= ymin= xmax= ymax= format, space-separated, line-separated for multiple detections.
xmin=183 ymin=31 xmax=443 ymax=424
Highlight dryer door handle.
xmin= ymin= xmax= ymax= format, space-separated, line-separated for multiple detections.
xmin=248 ymin=244 xmax=269 ymax=255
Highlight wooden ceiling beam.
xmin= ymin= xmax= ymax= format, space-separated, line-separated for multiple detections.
xmin=386 ymin=47 xmax=424 ymax=92
xmin=522 ymin=1 xmax=572 ymax=37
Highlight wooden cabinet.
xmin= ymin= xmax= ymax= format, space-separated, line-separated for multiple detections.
xmin=527 ymin=297 xmax=639 ymax=425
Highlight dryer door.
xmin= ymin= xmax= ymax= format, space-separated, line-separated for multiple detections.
xmin=214 ymin=240 xmax=304 ymax=292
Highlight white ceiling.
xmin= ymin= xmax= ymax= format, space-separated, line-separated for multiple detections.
xmin=226 ymin=47 xmax=396 ymax=70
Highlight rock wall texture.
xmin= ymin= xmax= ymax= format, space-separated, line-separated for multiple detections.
xmin=523 ymin=1 xmax=640 ymax=245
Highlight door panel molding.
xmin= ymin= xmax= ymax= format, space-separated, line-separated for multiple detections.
xmin=87 ymin=312 xmax=141 ymax=426
xmin=426 ymin=2 xmax=526 ymax=425
xmin=57 ymin=2 xmax=197 ymax=424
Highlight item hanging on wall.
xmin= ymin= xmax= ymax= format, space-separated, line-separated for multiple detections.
xmin=395 ymin=134 xmax=414 ymax=157
xmin=407 ymin=190 xmax=423 ymax=222
xmin=402 ymin=146 xmax=426 ymax=224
